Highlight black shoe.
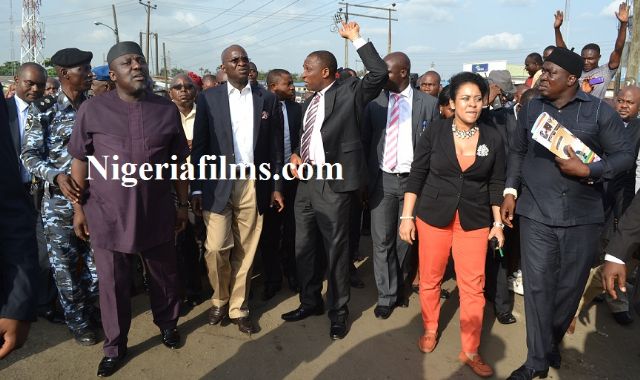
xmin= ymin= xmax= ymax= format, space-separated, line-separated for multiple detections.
xmin=612 ymin=311 xmax=634 ymax=325
xmin=262 ymin=284 xmax=282 ymax=301
xmin=73 ymin=327 xmax=97 ymax=346
xmin=208 ymin=305 xmax=228 ymax=325
xmin=496 ymin=311 xmax=517 ymax=325
xmin=281 ymin=305 xmax=324 ymax=322
xmin=507 ymin=365 xmax=548 ymax=379
xmin=330 ymin=316 xmax=348 ymax=340
xmin=548 ymin=344 xmax=561 ymax=369
xmin=374 ymin=305 xmax=394 ymax=319
xmin=39 ymin=309 xmax=65 ymax=324
xmin=97 ymin=351 xmax=127 ymax=377
xmin=440 ymin=289 xmax=450 ymax=299
xmin=231 ymin=316 xmax=256 ymax=335
xmin=160 ymin=328 xmax=180 ymax=349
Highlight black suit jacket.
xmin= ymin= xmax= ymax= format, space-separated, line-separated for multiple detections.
xmin=361 ymin=89 xmax=439 ymax=189
xmin=406 ymin=118 xmax=506 ymax=230
xmin=191 ymin=84 xmax=283 ymax=215
xmin=6 ymin=96 xmax=21 ymax=156
xmin=292 ymin=41 xmax=388 ymax=193
xmin=283 ymin=99 xmax=302 ymax=155
xmin=0 ymin=92 xmax=38 ymax=321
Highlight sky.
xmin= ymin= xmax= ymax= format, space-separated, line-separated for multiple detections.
xmin=0 ymin=0 xmax=632 ymax=79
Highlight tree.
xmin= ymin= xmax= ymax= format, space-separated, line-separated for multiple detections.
xmin=0 ymin=61 xmax=20 ymax=76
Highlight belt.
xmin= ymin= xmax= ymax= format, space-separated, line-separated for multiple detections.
xmin=383 ymin=171 xmax=410 ymax=178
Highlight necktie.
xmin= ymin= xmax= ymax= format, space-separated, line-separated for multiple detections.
xmin=383 ymin=93 xmax=401 ymax=170
xmin=300 ymin=93 xmax=321 ymax=163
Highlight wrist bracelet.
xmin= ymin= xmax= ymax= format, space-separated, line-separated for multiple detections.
xmin=493 ymin=222 xmax=505 ymax=229
xmin=400 ymin=216 xmax=415 ymax=220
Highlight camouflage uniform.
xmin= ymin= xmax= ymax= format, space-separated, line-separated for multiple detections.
xmin=21 ymin=92 xmax=99 ymax=332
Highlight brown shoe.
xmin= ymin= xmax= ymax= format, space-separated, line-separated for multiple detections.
xmin=417 ymin=331 xmax=438 ymax=353
xmin=231 ymin=316 xmax=256 ymax=335
xmin=458 ymin=352 xmax=494 ymax=378
xmin=208 ymin=305 xmax=228 ymax=325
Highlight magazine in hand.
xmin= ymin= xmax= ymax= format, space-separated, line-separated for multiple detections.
xmin=531 ymin=112 xmax=601 ymax=163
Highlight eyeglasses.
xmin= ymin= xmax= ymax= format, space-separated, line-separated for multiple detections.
xmin=228 ymin=56 xmax=250 ymax=65
xmin=171 ymin=83 xmax=195 ymax=91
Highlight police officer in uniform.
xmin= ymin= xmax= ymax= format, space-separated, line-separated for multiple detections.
xmin=21 ymin=48 xmax=99 ymax=345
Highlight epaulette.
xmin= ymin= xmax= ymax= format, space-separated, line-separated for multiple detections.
xmin=34 ymin=95 xmax=56 ymax=112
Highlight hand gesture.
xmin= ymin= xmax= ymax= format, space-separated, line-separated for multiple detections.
xmin=488 ymin=226 xmax=505 ymax=248
xmin=73 ymin=207 xmax=90 ymax=241
xmin=0 ymin=319 xmax=30 ymax=359
xmin=56 ymin=173 xmax=81 ymax=203
xmin=289 ymin=153 xmax=302 ymax=179
xmin=554 ymin=146 xmax=590 ymax=178
xmin=554 ymin=10 xmax=564 ymax=29
xmin=616 ymin=2 xmax=629 ymax=23
xmin=601 ymin=261 xmax=627 ymax=299
xmin=339 ymin=21 xmax=361 ymax=41
xmin=581 ymin=79 xmax=594 ymax=94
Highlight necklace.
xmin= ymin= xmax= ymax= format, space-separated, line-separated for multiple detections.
xmin=451 ymin=121 xmax=478 ymax=139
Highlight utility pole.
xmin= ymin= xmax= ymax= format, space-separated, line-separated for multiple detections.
xmin=112 ymin=3 xmax=120 ymax=43
xmin=338 ymin=3 xmax=397 ymax=67
xmin=163 ymin=42 xmax=168 ymax=90
xmin=626 ymin=0 xmax=640 ymax=85
xmin=154 ymin=32 xmax=159 ymax=75
xmin=139 ymin=0 xmax=156 ymax=62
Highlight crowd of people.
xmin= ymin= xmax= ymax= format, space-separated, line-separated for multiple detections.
xmin=1 ymin=4 xmax=639 ymax=379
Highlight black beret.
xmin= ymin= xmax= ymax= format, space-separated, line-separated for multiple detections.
xmin=50 ymin=48 xmax=93 ymax=68
xmin=107 ymin=41 xmax=144 ymax=66
xmin=545 ymin=47 xmax=584 ymax=77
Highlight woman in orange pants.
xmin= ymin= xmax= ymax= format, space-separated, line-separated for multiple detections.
xmin=399 ymin=72 xmax=505 ymax=378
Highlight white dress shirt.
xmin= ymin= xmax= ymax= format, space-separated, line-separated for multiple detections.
xmin=227 ymin=81 xmax=254 ymax=165
xmin=304 ymin=36 xmax=368 ymax=165
xmin=381 ymin=86 xmax=414 ymax=174
xmin=281 ymin=101 xmax=292 ymax=164
xmin=14 ymin=95 xmax=32 ymax=183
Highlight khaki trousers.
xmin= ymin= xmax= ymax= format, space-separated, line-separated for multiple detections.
xmin=203 ymin=180 xmax=263 ymax=319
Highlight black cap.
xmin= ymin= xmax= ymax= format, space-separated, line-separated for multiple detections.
xmin=545 ymin=47 xmax=584 ymax=77
xmin=50 ymin=48 xmax=93 ymax=68
xmin=107 ymin=41 xmax=144 ymax=66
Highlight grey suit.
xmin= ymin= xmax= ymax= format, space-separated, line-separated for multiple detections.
xmin=362 ymin=88 xmax=438 ymax=306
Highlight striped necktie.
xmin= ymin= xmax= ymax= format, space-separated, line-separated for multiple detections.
xmin=300 ymin=93 xmax=321 ymax=163
xmin=383 ymin=93 xmax=402 ymax=170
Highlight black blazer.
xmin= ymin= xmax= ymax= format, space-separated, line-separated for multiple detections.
xmin=283 ymin=99 xmax=302 ymax=154
xmin=361 ymin=89 xmax=439 ymax=189
xmin=6 ymin=96 xmax=21 ymax=156
xmin=191 ymin=84 xmax=284 ymax=215
xmin=405 ymin=118 xmax=506 ymax=230
xmin=292 ymin=41 xmax=388 ymax=193
xmin=0 ymin=92 xmax=39 ymax=321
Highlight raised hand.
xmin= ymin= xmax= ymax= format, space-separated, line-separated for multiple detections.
xmin=616 ymin=2 xmax=629 ymax=23
xmin=554 ymin=10 xmax=564 ymax=29
xmin=339 ymin=21 xmax=361 ymax=41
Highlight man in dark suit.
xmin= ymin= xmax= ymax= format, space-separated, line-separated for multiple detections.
xmin=280 ymin=21 xmax=388 ymax=340
xmin=6 ymin=63 xmax=60 ymax=324
xmin=191 ymin=45 xmax=284 ymax=335
xmin=259 ymin=68 xmax=302 ymax=300
xmin=0 ymin=86 xmax=39 ymax=359
xmin=502 ymin=48 xmax=634 ymax=380
xmin=361 ymin=52 xmax=438 ymax=319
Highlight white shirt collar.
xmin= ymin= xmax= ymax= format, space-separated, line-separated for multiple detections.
xmin=390 ymin=85 xmax=413 ymax=100
xmin=14 ymin=95 xmax=30 ymax=112
xmin=227 ymin=81 xmax=252 ymax=95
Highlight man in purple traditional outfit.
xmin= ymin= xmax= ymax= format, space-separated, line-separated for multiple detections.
xmin=68 ymin=41 xmax=190 ymax=377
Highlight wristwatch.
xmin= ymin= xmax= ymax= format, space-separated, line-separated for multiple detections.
xmin=493 ymin=222 xmax=505 ymax=229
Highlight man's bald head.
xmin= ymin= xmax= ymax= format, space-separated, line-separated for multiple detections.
xmin=418 ymin=70 xmax=441 ymax=97
xmin=615 ymin=85 xmax=640 ymax=121
xmin=383 ymin=52 xmax=411 ymax=93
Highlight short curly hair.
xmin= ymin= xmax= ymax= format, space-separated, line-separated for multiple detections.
xmin=449 ymin=72 xmax=488 ymax=100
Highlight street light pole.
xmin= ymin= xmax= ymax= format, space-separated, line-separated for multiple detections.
xmin=112 ymin=4 xmax=120 ymax=43
xmin=93 ymin=21 xmax=119 ymax=44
